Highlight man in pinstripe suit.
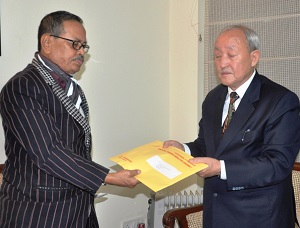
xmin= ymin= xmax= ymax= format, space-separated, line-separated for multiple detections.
xmin=0 ymin=11 xmax=140 ymax=227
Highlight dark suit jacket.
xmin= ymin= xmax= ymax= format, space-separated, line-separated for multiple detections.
xmin=0 ymin=62 xmax=109 ymax=227
xmin=187 ymin=72 xmax=300 ymax=228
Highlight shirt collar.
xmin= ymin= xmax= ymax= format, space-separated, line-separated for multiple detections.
xmin=228 ymin=70 xmax=256 ymax=99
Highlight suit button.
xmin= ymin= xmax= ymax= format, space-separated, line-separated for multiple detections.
xmin=213 ymin=193 xmax=218 ymax=198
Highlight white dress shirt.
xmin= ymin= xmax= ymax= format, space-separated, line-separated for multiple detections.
xmin=184 ymin=70 xmax=256 ymax=180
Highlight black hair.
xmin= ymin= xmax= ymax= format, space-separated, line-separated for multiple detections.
xmin=37 ymin=11 xmax=83 ymax=51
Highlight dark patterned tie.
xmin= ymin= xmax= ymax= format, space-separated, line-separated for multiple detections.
xmin=222 ymin=92 xmax=239 ymax=134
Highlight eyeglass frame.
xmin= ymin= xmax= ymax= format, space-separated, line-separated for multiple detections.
xmin=50 ymin=35 xmax=90 ymax=53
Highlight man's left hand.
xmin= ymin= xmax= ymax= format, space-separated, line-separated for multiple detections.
xmin=189 ymin=157 xmax=221 ymax=178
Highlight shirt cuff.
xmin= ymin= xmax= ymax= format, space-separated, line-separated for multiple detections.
xmin=220 ymin=160 xmax=227 ymax=180
xmin=183 ymin=144 xmax=191 ymax=155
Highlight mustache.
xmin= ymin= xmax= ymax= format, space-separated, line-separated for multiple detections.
xmin=72 ymin=55 xmax=84 ymax=62
xmin=220 ymin=70 xmax=232 ymax=74
xmin=220 ymin=68 xmax=232 ymax=74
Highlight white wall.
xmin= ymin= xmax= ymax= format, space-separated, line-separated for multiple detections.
xmin=0 ymin=0 xmax=200 ymax=227
xmin=169 ymin=1 xmax=199 ymax=142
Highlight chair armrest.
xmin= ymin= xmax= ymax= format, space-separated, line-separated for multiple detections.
xmin=0 ymin=164 xmax=4 ymax=186
xmin=293 ymin=162 xmax=300 ymax=171
xmin=163 ymin=204 xmax=203 ymax=228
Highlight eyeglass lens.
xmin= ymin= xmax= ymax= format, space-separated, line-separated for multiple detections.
xmin=73 ymin=41 xmax=89 ymax=52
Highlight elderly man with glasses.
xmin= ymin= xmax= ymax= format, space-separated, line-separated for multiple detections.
xmin=0 ymin=11 xmax=140 ymax=228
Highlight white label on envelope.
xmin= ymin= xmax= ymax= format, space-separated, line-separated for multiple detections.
xmin=146 ymin=155 xmax=182 ymax=179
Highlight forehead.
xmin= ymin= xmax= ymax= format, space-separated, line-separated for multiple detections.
xmin=214 ymin=29 xmax=247 ymax=51
xmin=61 ymin=20 xmax=86 ymax=41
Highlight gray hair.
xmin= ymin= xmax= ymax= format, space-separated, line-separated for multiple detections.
xmin=219 ymin=25 xmax=260 ymax=52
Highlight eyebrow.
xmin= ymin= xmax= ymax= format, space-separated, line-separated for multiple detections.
xmin=74 ymin=37 xmax=87 ymax=44
xmin=65 ymin=34 xmax=87 ymax=44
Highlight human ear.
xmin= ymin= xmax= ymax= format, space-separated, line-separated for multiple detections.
xmin=250 ymin=50 xmax=260 ymax=67
xmin=40 ymin=34 xmax=52 ymax=54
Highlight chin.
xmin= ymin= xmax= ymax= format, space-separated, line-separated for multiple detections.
xmin=219 ymin=77 xmax=229 ymax=85
xmin=71 ymin=67 xmax=81 ymax=74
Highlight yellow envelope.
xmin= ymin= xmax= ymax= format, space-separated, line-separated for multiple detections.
xmin=110 ymin=140 xmax=208 ymax=192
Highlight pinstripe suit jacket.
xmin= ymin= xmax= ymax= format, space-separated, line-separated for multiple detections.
xmin=0 ymin=59 xmax=109 ymax=228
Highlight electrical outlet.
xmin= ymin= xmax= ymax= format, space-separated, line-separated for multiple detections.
xmin=121 ymin=217 xmax=144 ymax=228
xmin=122 ymin=220 xmax=132 ymax=228
xmin=132 ymin=219 xmax=145 ymax=228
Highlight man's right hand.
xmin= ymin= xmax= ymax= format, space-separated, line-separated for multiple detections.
xmin=104 ymin=169 xmax=140 ymax=188
xmin=163 ymin=140 xmax=185 ymax=151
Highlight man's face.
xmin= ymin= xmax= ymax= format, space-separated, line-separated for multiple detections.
xmin=46 ymin=20 xmax=87 ymax=75
xmin=214 ymin=29 xmax=259 ymax=90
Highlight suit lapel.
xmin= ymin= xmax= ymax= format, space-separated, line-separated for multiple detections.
xmin=216 ymin=73 xmax=261 ymax=156
xmin=213 ymin=89 xmax=227 ymax=150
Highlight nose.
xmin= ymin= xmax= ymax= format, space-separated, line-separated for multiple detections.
xmin=78 ymin=47 xmax=85 ymax=55
xmin=220 ymin=55 xmax=228 ymax=66
xmin=217 ymin=55 xmax=229 ymax=68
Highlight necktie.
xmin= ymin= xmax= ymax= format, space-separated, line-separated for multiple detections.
xmin=222 ymin=92 xmax=239 ymax=134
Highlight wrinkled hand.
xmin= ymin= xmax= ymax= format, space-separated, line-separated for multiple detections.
xmin=163 ymin=140 xmax=185 ymax=151
xmin=105 ymin=169 xmax=141 ymax=188
xmin=189 ymin=157 xmax=221 ymax=178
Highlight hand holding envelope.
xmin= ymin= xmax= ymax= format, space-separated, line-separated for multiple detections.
xmin=110 ymin=140 xmax=208 ymax=192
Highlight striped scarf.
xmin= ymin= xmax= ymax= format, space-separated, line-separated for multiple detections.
xmin=32 ymin=52 xmax=91 ymax=159
xmin=35 ymin=52 xmax=85 ymax=116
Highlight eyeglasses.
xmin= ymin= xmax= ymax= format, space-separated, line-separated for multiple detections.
xmin=50 ymin=35 xmax=90 ymax=53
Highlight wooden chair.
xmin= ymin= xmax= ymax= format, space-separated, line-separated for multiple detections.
xmin=293 ymin=162 xmax=300 ymax=226
xmin=163 ymin=204 xmax=203 ymax=228
xmin=163 ymin=162 xmax=300 ymax=228
xmin=0 ymin=163 xmax=4 ymax=186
